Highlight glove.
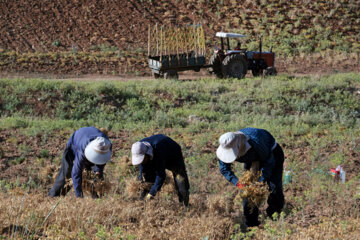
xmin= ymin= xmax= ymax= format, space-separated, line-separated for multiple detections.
xmin=145 ymin=193 xmax=154 ymax=200
xmin=236 ymin=182 xmax=246 ymax=190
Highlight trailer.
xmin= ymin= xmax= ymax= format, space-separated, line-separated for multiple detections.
xmin=148 ymin=24 xmax=206 ymax=79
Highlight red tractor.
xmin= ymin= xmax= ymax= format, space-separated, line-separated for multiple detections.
xmin=208 ymin=32 xmax=277 ymax=79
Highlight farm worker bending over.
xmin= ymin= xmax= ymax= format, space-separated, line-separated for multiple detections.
xmin=131 ymin=134 xmax=190 ymax=206
xmin=49 ymin=127 xmax=112 ymax=198
xmin=216 ymin=128 xmax=284 ymax=227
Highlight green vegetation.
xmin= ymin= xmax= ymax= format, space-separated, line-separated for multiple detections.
xmin=0 ymin=73 xmax=359 ymax=239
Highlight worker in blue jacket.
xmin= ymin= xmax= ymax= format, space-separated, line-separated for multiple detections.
xmin=49 ymin=127 xmax=112 ymax=198
xmin=131 ymin=134 xmax=190 ymax=206
xmin=216 ymin=128 xmax=285 ymax=227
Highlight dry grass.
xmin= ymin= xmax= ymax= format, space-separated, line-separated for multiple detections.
xmin=0 ymin=191 xmax=234 ymax=239
xmin=125 ymin=172 xmax=175 ymax=199
xmin=235 ymin=171 xmax=270 ymax=209
xmin=81 ymin=171 xmax=112 ymax=197
xmin=254 ymin=217 xmax=360 ymax=240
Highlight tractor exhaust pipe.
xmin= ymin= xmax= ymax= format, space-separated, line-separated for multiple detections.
xmin=259 ymin=36 xmax=262 ymax=58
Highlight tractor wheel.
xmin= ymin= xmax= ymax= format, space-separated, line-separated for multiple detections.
xmin=208 ymin=53 xmax=223 ymax=78
xmin=252 ymin=68 xmax=263 ymax=77
xmin=221 ymin=54 xmax=247 ymax=79
xmin=264 ymin=66 xmax=277 ymax=76
xmin=164 ymin=70 xmax=179 ymax=80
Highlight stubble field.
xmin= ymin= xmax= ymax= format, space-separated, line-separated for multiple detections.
xmin=0 ymin=73 xmax=359 ymax=239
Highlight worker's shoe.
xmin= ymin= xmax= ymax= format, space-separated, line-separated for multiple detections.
xmin=178 ymin=193 xmax=189 ymax=206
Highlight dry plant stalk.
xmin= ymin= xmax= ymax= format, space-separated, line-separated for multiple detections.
xmin=125 ymin=178 xmax=152 ymax=198
xmin=236 ymin=170 xmax=270 ymax=209
xmin=82 ymin=170 xmax=112 ymax=196
xmin=125 ymin=173 xmax=174 ymax=198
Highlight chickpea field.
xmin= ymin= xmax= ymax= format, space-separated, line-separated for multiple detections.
xmin=0 ymin=74 xmax=359 ymax=239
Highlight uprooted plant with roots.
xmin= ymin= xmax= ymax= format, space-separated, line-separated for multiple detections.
xmin=235 ymin=170 xmax=270 ymax=209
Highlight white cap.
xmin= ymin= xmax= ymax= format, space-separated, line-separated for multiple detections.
xmin=216 ymin=132 xmax=248 ymax=163
xmin=84 ymin=137 xmax=111 ymax=165
xmin=131 ymin=142 xmax=148 ymax=165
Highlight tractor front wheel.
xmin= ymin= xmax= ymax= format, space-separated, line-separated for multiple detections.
xmin=221 ymin=54 xmax=247 ymax=79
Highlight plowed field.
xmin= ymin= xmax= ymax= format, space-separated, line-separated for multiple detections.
xmin=1 ymin=0 xmax=359 ymax=76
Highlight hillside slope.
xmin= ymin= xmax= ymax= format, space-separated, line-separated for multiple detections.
xmin=0 ymin=0 xmax=359 ymax=75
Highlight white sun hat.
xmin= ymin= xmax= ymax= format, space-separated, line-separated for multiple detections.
xmin=131 ymin=141 xmax=153 ymax=165
xmin=84 ymin=137 xmax=111 ymax=165
xmin=216 ymin=132 xmax=249 ymax=163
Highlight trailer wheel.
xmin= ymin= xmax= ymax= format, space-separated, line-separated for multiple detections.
xmin=152 ymin=71 xmax=161 ymax=79
xmin=221 ymin=54 xmax=247 ymax=79
xmin=264 ymin=66 xmax=277 ymax=76
xmin=208 ymin=53 xmax=223 ymax=78
xmin=164 ymin=71 xmax=178 ymax=80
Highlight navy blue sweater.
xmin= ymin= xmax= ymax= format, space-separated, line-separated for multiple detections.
xmin=138 ymin=134 xmax=184 ymax=196
xmin=66 ymin=127 xmax=112 ymax=197
xmin=219 ymin=128 xmax=277 ymax=185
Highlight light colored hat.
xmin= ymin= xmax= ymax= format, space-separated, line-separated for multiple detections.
xmin=216 ymin=132 xmax=248 ymax=163
xmin=131 ymin=141 xmax=153 ymax=165
xmin=84 ymin=137 xmax=111 ymax=165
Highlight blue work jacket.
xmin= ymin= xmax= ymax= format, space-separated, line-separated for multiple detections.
xmin=66 ymin=127 xmax=112 ymax=197
xmin=219 ymin=128 xmax=277 ymax=186
xmin=138 ymin=134 xmax=184 ymax=196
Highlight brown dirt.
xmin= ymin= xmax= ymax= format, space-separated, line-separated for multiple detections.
xmin=1 ymin=1 xmax=359 ymax=52
xmin=0 ymin=0 xmax=359 ymax=76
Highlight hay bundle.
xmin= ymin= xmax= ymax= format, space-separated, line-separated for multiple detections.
xmin=40 ymin=164 xmax=57 ymax=184
xmin=125 ymin=178 xmax=152 ymax=198
xmin=236 ymin=171 xmax=270 ymax=209
xmin=82 ymin=170 xmax=112 ymax=197
xmin=125 ymin=173 xmax=174 ymax=198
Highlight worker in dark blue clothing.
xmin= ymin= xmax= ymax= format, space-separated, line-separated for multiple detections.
xmin=49 ymin=127 xmax=112 ymax=198
xmin=131 ymin=134 xmax=190 ymax=206
xmin=216 ymin=128 xmax=285 ymax=227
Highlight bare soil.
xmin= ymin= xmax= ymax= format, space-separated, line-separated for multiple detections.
xmin=0 ymin=0 xmax=359 ymax=76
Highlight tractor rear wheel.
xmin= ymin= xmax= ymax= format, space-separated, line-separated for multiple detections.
xmin=221 ymin=54 xmax=247 ymax=79
xmin=208 ymin=53 xmax=223 ymax=78
xmin=264 ymin=66 xmax=277 ymax=76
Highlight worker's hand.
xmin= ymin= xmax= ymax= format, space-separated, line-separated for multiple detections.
xmin=145 ymin=193 xmax=154 ymax=200
xmin=236 ymin=182 xmax=246 ymax=190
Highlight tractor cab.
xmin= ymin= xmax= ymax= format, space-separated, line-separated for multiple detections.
xmin=215 ymin=32 xmax=247 ymax=54
xmin=208 ymin=32 xmax=277 ymax=78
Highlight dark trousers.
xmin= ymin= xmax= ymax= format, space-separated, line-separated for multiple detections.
xmin=243 ymin=144 xmax=285 ymax=227
xmin=49 ymin=148 xmax=74 ymax=197
xmin=141 ymin=165 xmax=190 ymax=206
